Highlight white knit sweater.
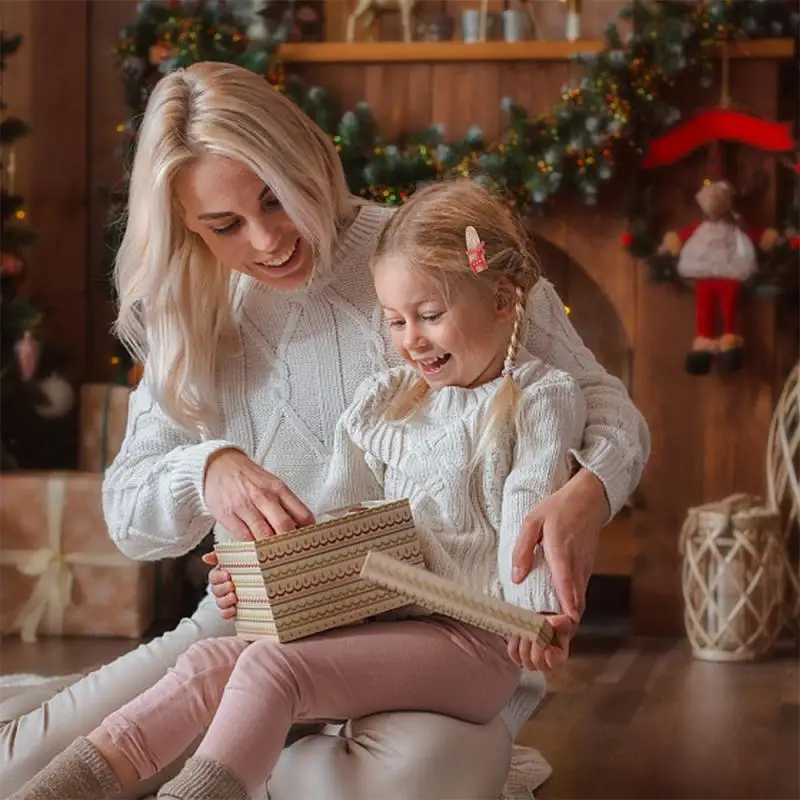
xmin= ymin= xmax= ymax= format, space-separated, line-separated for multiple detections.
xmin=320 ymin=356 xmax=586 ymax=615
xmin=102 ymin=200 xmax=650 ymax=736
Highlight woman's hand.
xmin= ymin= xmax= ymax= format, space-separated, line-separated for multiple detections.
xmin=201 ymin=552 xmax=237 ymax=620
xmin=512 ymin=468 xmax=608 ymax=624
xmin=507 ymin=614 xmax=576 ymax=672
xmin=204 ymin=448 xmax=315 ymax=541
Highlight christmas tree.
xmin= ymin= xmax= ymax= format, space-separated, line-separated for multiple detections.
xmin=1 ymin=32 xmax=77 ymax=470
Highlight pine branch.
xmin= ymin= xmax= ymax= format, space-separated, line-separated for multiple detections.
xmin=0 ymin=117 xmax=32 ymax=143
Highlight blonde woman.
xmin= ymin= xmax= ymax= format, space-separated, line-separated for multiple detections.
xmin=0 ymin=62 xmax=650 ymax=799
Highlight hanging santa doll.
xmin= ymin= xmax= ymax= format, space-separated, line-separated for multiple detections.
xmin=664 ymin=179 xmax=758 ymax=375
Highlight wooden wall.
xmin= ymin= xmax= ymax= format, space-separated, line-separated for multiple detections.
xmin=2 ymin=0 xmax=796 ymax=635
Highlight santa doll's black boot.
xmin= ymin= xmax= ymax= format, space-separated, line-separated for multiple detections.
xmin=717 ymin=333 xmax=744 ymax=371
xmin=685 ymin=336 xmax=716 ymax=375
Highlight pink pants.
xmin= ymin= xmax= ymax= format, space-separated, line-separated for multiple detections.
xmin=95 ymin=617 xmax=520 ymax=792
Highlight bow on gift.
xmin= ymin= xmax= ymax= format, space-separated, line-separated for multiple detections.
xmin=0 ymin=475 xmax=132 ymax=643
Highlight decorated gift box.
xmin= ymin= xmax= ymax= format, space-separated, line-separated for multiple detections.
xmin=214 ymin=499 xmax=424 ymax=643
xmin=78 ymin=383 xmax=131 ymax=472
xmin=0 ymin=471 xmax=155 ymax=642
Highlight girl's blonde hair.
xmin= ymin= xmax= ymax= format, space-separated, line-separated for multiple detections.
xmin=114 ymin=62 xmax=354 ymax=434
xmin=371 ymin=180 xmax=542 ymax=446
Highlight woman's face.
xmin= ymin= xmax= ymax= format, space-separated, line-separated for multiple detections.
xmin=176 ymin=154 xmax=314 ymax=290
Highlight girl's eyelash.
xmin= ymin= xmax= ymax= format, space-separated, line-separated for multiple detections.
xmin=385 ymin=312 xmax=443 ymax=328
xmin=212 ymin=196 xmax=280 ymax=235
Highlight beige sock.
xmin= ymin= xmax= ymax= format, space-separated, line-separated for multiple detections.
xmin=156 ymin=757 xmax=250 ymax=800
xmin=7 ymin=736 xmax=121 ymax=800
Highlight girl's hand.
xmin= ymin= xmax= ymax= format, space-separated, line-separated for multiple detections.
xmin=512 ymin=468 xmax=607 ymax=624
xmin=204 ymin=448 xmax=315 ymax=541
xmin=507 ymin=614 xmax=576 ymax=672
xmin=201 ymin=552 xmax=237 ymax=620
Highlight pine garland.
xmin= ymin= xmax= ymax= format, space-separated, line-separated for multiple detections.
xmin=106 ymin=0 xmax=799 ymax=372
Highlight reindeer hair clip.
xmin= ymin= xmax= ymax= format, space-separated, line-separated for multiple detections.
xmin=465 ymin=226 xmax=488 ymax=274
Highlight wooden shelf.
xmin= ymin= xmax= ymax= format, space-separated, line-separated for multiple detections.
xmin=278 ymin=38 xmax=796 ymax=64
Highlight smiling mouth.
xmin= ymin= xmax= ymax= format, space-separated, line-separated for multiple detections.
xmin=255 ymin=238 xmax=300 ymax=270
xmin=416 ymin=354 xmax=451 ymax=375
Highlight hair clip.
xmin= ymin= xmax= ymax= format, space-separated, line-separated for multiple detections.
xmin=465 ymin=226 xmax=488 ymax=274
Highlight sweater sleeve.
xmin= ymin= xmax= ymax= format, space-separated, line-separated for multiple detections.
xmin=497 ymin=371 xmax=587 ymax=615
xmin=315 ymin=375 xmax=389 ymax=512
xmin=524 ymin=279 xmax=650 ymax=519
xmin=102 ymin=378 xmax=244 ymax=561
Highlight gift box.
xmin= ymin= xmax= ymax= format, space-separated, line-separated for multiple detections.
xmin=214 ymin=499 xmax=425 ymax=643
xmin=78 ymin=383 xmax=131 ymax=472
xmin=0 ymin=471 xmax=155 ymax=642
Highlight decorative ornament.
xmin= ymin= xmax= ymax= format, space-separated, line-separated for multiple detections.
xmin=465 ymin=226 xmax=488 ymax=274
xmin=641 ymin=109 xmax=796 ymax=169
xmin=673 ymin=180 xmax=757 ymax=375
xmin=560 ymin=0 xmax=582 ymax=43
xmin=1 ymin=252 xmax=24 ymax=276
xmin=128 ymin=361 xmax=145 ymax=386
xmin=14 ymin=331 xmax=40 ymax=382
xmin=34 ymin=374 xmax=75 ymax=420
xmin=148 ymin=42 xmax=179 ymax=66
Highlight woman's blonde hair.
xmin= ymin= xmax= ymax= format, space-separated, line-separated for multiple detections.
xmin=114 ymin=61 xmax=354 ymax=434
xmin=371 ymin=180 xmax=542 ymax=448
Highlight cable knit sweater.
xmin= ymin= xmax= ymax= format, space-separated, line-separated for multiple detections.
xmin=320 ymin=356 xmax=586 ymax=616
xmin=102 ymin=200 xmax=650 ymax=736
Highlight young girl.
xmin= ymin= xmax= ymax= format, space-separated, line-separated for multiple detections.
xmin=12 ymin=180 xmax=586 ymax=800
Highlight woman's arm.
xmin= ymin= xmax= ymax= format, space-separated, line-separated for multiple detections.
xmin=497 ymin=372 xmax=587 ymax=614
xmin=102 ymin=378 xmax=245 ymax=560
xmin=524 ymin=279 xmax=651 ymax=518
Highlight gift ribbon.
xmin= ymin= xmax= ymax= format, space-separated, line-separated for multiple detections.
xmin=0 ymin=475 xmax=133 ymax=642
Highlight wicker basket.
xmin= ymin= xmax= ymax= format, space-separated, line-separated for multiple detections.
xmin=766 ymin=361 xmax=799 ymax=632
xmin=679 ymin=493 xmax=787 ymax=662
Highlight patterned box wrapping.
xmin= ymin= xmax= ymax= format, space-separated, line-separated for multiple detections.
xmin=361 ymin=551 xmax=554 ymax=646
xmin=78 ymin=383 xmax=131 ymax=472
xmin=0 ymin=472 xmax=155 ymax=642
xmin=214 ymin=500 xmax=425 ymax=643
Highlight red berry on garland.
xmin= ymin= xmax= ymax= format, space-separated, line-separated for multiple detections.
xmin=790 ymin=236 xmax=800 ymax=250
xmin=620 ymin=232 xmax=633 ymax=248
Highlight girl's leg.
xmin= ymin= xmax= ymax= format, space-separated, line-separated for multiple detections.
xmin=9 ymin=637 xmax=249 ymax=800
xmin=90 ymin=637 xmax=250 ymax=783
xmin=165 ymin=617 xmax=519 ymax=798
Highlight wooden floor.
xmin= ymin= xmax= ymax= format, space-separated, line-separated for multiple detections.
xmin=519 ymin=634 xmax=799 ymax=800
xmin=1 ymin=631 xmax=798 ymax=799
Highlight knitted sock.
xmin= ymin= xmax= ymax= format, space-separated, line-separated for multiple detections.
xmin=7 ymin=736 xmax=122 ymax=800
xmin=156 ymin=757 xmax=250 ymax=800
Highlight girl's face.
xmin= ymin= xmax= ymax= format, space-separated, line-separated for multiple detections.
xmin=374 ymin=254 xmax=515 ymax=390
xmin=176 ymin=154 xmax=315 ymax=290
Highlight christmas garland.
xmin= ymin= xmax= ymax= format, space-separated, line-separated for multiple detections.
xmin=111 ymin=1 xmax=799 ymax=302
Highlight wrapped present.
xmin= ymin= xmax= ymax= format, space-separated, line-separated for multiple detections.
xmin=0 ymin=472 xmax=154 ymax=642
xmin=360 ymin=551 xmax=554 ymax=646
xmin=78 ymin=383 xmax=131 ymax=472
xmin=214 ymin=499 xmax=424 ymax=643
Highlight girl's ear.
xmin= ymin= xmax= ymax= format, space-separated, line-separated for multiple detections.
xmin=494 ymin=277 xmax=517 ymax=320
